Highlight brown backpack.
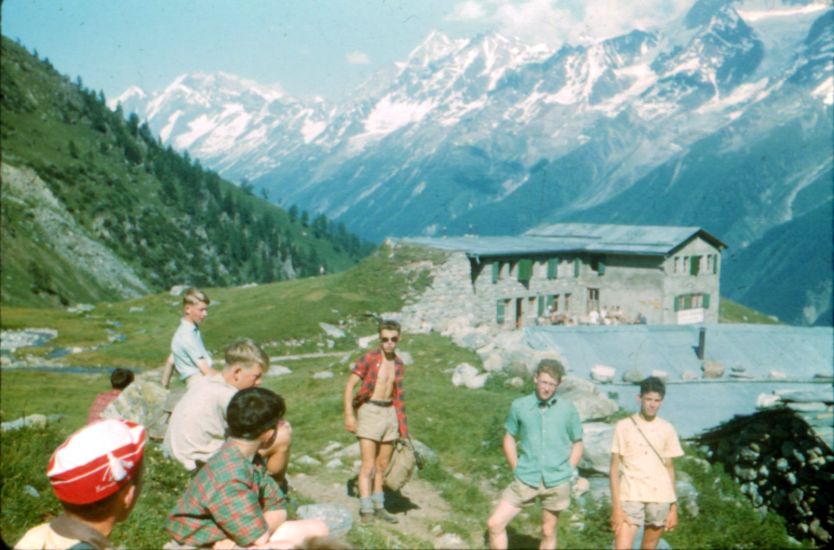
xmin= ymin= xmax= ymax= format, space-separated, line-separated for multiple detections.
xmin=384 ymin=438 xmax=423 ymax=491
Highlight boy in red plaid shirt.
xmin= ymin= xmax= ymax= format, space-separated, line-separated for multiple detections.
xmin=343 ymin=319 xmax=408 ymax=524
xmin=166 ymin=387 xmax=328 ymax=549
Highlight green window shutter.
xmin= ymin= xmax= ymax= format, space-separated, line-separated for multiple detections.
xmin=548 ymin=295 xmax=556 ymax=311
xmin=492 ymin=262 xmax=499 ymax=284
xmin=573 ymin=257 xmax=581 ymax=277
xmin=518 ymin=259 xmax=533 ymax=282
xmin=547 ymin=258 xmax=558 ymax=279
xmin=684 ymin=295 xmax=692 ymax=309
xmin=496 ymin=300 xmax=505 ymax=324
xmin=598 ymin=256 xmax=606 ymax=276
xmin=690 ymin=255 xmax=701 ymax=275
xmin=713 ymin=255 xmax=718 ymax=274
xmin=538 ymin=296 xmax=545 ymax=316
xmin=703 ymin=293 xmax=710 ymax=309
xmin=674 ymin=296 xmax=680 ymax=312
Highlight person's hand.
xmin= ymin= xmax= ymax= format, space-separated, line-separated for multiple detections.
xmin=610 ymin=506 xmax=626 ymax=533
xmin=344 ymin=415 xmax=357 ymax=433
xmin=665 ymin=504 xmax=678 ymax=531
xmin=212 ymin=538 xmax=236 ymax=549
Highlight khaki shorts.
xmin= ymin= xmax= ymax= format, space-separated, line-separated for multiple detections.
xmin=621 ymin=501 xmax=671 ymax=528
xmin=356 ymin=402 xmax=398 ymax=442
xmin=501 ymin=478 xmax=570 ymax=512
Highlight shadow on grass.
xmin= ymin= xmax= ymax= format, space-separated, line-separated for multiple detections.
xmin=345 ymin=476 xmax=420 ymax=514
xmin=506 ymin=527 xmax=541 ymax=549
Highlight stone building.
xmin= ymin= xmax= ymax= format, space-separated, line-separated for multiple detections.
xmin=402 ymin=223 xmax=727 ymax=328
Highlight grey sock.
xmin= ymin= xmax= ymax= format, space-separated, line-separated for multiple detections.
xmin=360 ymin=497 xmax=374 ymax=513
xmin=371 ymin=491 xmax=385 ymax=509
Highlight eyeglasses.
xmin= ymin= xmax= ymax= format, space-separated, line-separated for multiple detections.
xmin=380 ymin=336 xmax=399 ymax=343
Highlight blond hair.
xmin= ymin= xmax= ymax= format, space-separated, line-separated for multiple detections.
xmin=182 ymin=287 xmax=210 ymax=307
xmin=536 ymin=358 xmax=566 ymax=382
xmin=224 ymin=338 xmax=269 ymax=371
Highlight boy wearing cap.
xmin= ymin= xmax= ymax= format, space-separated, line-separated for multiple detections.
xmin=15 ymin=419 xmax=146 ymax=550
xmin=610 ymin=376 xmax=683 ymax=550
xmin=163 ymin=338 xmax=292 ymax=488
xmin=486 ymin=359 xmax=584 ymax=550
xmin=167 ymin=387 xmax=328 ymax=549
xmin=161 ymin=287 xmax=215 ymax=388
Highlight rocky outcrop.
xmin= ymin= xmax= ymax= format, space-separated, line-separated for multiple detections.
xmin=697 ymin=407 xmax=833 ymax=545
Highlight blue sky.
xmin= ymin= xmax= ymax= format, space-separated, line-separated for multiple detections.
xmin=2 ymin=0 xmax=695 ymax=102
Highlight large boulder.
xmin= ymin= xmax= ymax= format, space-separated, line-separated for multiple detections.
xmin=557 ymin=376 xmax=618 ymax=421
xmin=579 ymin=422 xmax=614 ymax=475
xmin=452 ymin=363 xmax=489 ymax=389
xmin=297 ymin=503 xmax=353 ymax=538
xmin=591 ymin=365 xmax=616 ymax=383
xmin=622 ymin=368 xmax=644 ymax=384
xmin=702 ymin=360 xmax=725 ymax=379
xmin=102 ymin=379 xmax=169 ymax=439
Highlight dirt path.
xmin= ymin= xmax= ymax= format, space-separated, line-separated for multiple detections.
xmin=289 ymin=471 xmax=472 ymax=548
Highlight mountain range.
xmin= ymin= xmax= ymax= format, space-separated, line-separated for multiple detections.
xmin=115 ymin=0 xmax=833 ymax=326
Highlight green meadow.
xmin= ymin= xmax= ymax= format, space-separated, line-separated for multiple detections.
xmin=0 ymin=245 xmax=796 ymax=548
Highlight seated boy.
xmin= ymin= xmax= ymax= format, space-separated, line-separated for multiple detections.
xmin=16 ymin=419 xmax=146 ymax=550
xmin=166 ymin=387 xmax=328 ymax=549
xmin=87 ymin=368 xmax=134 ymax=424
xmin=163 ymin=338 xmax=292 ymax=488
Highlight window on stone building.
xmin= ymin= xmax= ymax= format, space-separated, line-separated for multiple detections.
xmin=690 ymin=255 xmax=701 ymax=276
xmin=713 ymin=255 xmax=719 ymax=274
xmin=492 ymin=262 xmax=500 ymax=284
xmin=587 ymin=288 xmax=600 ymax=312
xmin=683 ymin=256 xmax=689 ymax=274
xmin=673 ymin=256 xmax=680 ymax=274
xmin=590 ymin=255 xmax=606 ymax=276
xmin=496 ymin=299 xmax=507 ymax=324
xmin=573 ymin=257 xmax=581 ymax=277
xmin=674 ymin=293 xmax=711 ymax=311
xmin=549 ymin=294 xmax=559 ymax=313
xmin=518 ymin=259 xmax=533 ymax=282
xmin=564 ymin=293 xmax=572 ymax=311
xmin=706 ymin=255 xmax=713 ymax=273
xmin=547 ymin=258 xmax=558 ymax=279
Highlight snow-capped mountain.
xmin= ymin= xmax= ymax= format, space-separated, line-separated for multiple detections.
xmin=116 ymin=0 xmax=832 ymax=325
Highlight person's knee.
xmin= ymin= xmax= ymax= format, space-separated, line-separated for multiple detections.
xmin=309 ymin=519 xmax=329 ymax=539
xmin=487 ymin=512 xmax=507 ymax=534
xmin=541 ymin=522 xmax=556 ymax=538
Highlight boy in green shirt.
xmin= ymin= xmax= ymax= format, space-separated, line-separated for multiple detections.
xmin=486 ymin=359 xmax=583 ymax=550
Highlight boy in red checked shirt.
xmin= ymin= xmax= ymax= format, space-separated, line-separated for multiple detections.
xmin=343 ymin=319 xmax=408 ymax=524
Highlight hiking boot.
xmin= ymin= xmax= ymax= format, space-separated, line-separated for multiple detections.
xmin=359 ymin=510 xmax=375 ymax=524
xmin=374 ymin=508 xmax=399 ymax=524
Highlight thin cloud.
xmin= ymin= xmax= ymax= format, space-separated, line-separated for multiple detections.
xmin=445 ymin=0 xmax=487 ymax=21
xmin=447 ymin=0 xmax=696 ymax=48
xmin=346 ymin=50 xmax=371 ymax=65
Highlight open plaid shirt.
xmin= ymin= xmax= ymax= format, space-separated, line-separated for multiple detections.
xmin=351 ymin=348 xmax=409 ymax=438
xmin=166 ymin=442 xmax=284 ymax=547
xmin=87 ymin=389 xmax=121 ymax=424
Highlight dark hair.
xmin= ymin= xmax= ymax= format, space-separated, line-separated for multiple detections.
xmin=536 ymin=358 xmax=566 ymax=382
xmin=379 ymin=319 xmax=401 ymax=334
xmin=226 ymin=387 xmax=285 ymax=440
xmin=111 ymin=368 xmax=134 ymax=390
xmin=640 ymin=376 xmax=666 ymax=398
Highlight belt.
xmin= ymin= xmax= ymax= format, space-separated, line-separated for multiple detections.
xmin=368 ymin=399 xmax=393 ymax=407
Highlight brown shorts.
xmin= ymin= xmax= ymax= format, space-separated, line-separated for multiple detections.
xmin=356 ymin=402 xmax=398 ymax=442
xmin=621 ymin=501 xmax=671 ymax=528
xmin=501 ymin=478 xmax=570 ymax=512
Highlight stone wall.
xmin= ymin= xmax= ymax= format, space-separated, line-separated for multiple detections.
xmin=697 ymin=407 xmax=833 ymax=545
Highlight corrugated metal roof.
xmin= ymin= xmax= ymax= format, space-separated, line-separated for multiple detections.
xmin=401 ymin=223 xmax=726 ymax=258
xmin=523 ymin=324 xmax=833 ymax=437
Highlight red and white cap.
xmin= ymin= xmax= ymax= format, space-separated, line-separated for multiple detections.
xmin=47 ymin=419 xmax=146 ymax=505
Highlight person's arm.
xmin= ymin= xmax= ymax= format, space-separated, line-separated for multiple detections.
xmin=196 ymin=357 xmax=215 ymax=377
xmin=569 ymin=439 xmax=583 ymax=468
xmin=665 ymin=457 xmax=678 ymax=531
xmin=343 ymin=373 xmax=361 ymax=433
xmin=161 ymin=353 xmax=175 ymax=388
xmin=610 ymin=453 xmax=625 ymax=533
xmin=502 ymin=432 xmax=518 ymax=471
xmin=261 ymin=422 xmax=292 ymax=488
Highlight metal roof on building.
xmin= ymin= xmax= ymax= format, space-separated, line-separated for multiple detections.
xmin=401 ymin=223 xmax=727 ymax=258
xmin=523 ymin=324 xmax=833 ymax=437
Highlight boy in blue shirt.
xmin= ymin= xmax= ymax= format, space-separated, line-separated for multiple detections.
xmin=487 ymin=359 xmax=583 ymax=550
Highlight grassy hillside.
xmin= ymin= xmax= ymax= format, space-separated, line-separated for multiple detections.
xmin=0 ymin=36 xmax=373 ymax=308
xmin=0 ymin=244 xmax=799 ymax=548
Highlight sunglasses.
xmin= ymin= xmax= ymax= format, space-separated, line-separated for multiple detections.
xmin=380 ymin=336 xmax=399 ymax=343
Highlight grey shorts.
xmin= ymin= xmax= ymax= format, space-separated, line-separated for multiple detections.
xmin=501 ymin=478 xmax=570 ymax=512
xmin=621 ymin=501 xmax=671 ymax=528
xmin=356 ymin=402 xmax=398 ymax=442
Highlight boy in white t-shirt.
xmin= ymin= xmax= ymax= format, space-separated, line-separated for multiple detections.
xmin=610 ymin=376 xmax=683 ymax=550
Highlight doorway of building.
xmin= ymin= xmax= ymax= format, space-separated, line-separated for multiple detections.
xmin=516 ymin=298 xmax=524 ymax=328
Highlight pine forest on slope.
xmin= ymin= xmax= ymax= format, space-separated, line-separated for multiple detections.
xmin=0 ymin=37 xmax=373 ymax=308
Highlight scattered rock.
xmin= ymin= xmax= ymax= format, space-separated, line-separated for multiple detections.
xmin=319 ymin=323 xmax=345 ymax=339
xmin=590 ymin=364 xmax=615 ymax=383
xmin=650 ymin=369 xmax=669 ymax=383
xmin=434 ymin=533 xmax=467 ymax=549
xmin=356 ymin=335 xmax=376 ymax=349
xmin=23 ymin=485 xmax=40 ymax=498
xmin=297 ymin=455 xmax=322 ymax=466
xmin=169 ymin=285 xmax=189 ymax=296
xmin=483 ymin=353 xmax=504 ymax=372
xmin=681 ymin=370 xmax=699 ymax=381
xmin=321 ymin=442 xmax=343 ymax=456
xmin=398 ymin=350 xmax=414 ymax=365
xmin=297 ymin=503 xmax=353 ymax=538
xmin=451 ymin=363 xmax=488 ymax=389
xmin=411 ymin=439 xmax=439 ymax=465
xmin=702 ymin=360 xmax=725 ymax=379
xmin=266 ymin=365 xmax=292 ymax=377
xmin=0 ymin=328 xmax=58 ymax=352
xmin=67 ymin=304 xmax=95 ymax=313
xmin=769 ymin=370 xmax=787 ymax=380
xmin=621 ymin=368 xmax=644 ymax=383
xmin=505 ymin=376 xmax=524 ymax=388
xmin=128 ymin=306 xmax=145 ymax=313
xmin=1 ymin=413 xmax=64 ymax=432
xmin=313 ymin=371 xmax=334 ymax=380
xmin=325 ymin=459 xmax=343 ymax=469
